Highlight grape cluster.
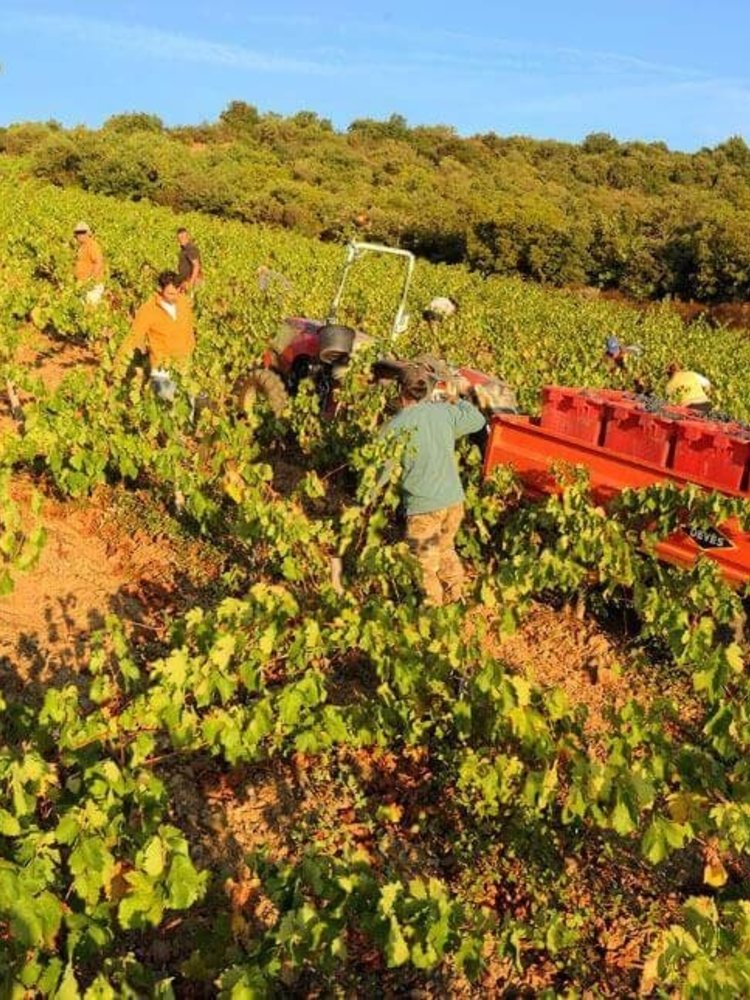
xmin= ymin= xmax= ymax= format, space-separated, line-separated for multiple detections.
xmin=630 ymin=395 xmax=750 ymax=433
xmin=634 ymin=393 xmax=667 ymax=413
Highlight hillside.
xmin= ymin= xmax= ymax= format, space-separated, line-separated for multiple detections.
xmin=2 ymin=168 xmax=750 ymax=997
xmin=5 ymin=105 xmax=750 ymax=302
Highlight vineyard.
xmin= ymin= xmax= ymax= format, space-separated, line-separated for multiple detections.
xmin=3 ymin=156 xmax=750 ymax=998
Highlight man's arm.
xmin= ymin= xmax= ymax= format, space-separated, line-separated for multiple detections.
xmin=183 ymin=247 xmax=201 ymax=288
xmin=449 ymin=399 xmax=486 ymax=438
xmin=189 ymin=252 xmax=201 ymax=285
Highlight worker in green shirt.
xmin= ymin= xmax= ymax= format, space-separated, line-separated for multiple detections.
xmin=380 ymin=366 xmax=485 ymax=606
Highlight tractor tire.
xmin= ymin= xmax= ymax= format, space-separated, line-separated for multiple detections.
xmin=234 ymin=369 xmax=289 ymax=417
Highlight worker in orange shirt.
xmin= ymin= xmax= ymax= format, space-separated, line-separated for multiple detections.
xmin=73 ymin=221 xmax=106 ymax=305
xmin=114 ymin=271 xmax=195 ymax=401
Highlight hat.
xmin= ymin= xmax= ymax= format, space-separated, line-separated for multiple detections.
xmin=73 ymin=221 xmax=90 ymax=234
xmin=605 ymin=335 xmax=621 ymax=356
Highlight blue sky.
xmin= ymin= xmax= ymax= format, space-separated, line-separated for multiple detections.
xmin=1 ymin=1 xmax=749 ymax=150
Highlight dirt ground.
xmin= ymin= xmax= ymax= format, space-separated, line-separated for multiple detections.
xmin=14 ymin=325 xmax=100 ymax=392
xmin=0 ymin=327 xmax=220 ymax=693
xmin=0 ymin=464 xmax=648 ymax=727
xmin=1 ymin=327 xmax=99 ymax=435
xmin=0 ymin=486 xmax=220 ymax=697
xmin=471 ymin=602 xmax=654 ymax=735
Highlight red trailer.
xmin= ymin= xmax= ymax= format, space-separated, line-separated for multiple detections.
xmin=482 ymin=388 xmax=750 ymax=586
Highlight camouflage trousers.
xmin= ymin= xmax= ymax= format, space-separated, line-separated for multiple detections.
xmin=405 ymin=503 xmax=465 ymax=607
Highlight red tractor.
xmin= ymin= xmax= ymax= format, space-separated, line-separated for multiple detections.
xmin=234 ymin=241 xmax=517 ymax=417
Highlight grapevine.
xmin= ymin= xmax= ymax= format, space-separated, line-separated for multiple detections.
xmin=1 ymin=160 xmax=750 ymax=996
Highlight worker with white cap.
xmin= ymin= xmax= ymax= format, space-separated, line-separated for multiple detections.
xmin=423 ymin=295 xmax=458 ymax=327
xmin=73 ymin=221 xmax=106 ymax=305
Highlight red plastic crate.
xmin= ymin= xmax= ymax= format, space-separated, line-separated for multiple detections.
xmin=595 ymin=388 xmax=638 ymax=405
xmin=662 ymin=404 xmax=694 ymax=421
xmin=671 ymin=421 xmax=750 ymax=492
xmin=540 ymin=387 xmax=607 ymax=445
xmin=603 ymin=405 xmax=675 ymax=467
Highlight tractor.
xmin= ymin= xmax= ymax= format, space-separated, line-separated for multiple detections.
xmin=233 ymin=241 xmax=517 ymax=418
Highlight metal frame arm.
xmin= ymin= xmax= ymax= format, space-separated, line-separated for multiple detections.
xmin=327 ymin=241 xmax=415 ymax=340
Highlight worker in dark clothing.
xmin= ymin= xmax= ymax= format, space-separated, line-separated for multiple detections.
xmin=380 ymin=367 xmax=485 ymax=606
xmin=176 ymin=228 xmax=203 ymax=294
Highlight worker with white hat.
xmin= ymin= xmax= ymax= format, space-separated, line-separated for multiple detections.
xmin=73 ymin=221 xmax=106 ymax=306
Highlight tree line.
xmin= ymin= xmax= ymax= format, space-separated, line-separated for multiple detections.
xmin=4 ymin=103 xmax=750 ymax=303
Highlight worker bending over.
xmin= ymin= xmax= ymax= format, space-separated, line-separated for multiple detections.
xmin=381 ymin=367 xmax=485 ymax=607
xmin=114 ymin=271 xmax=195 ymax=400
xmin=665 ymin=363 xmax=712 ymax=413
xmin=422 ymin=295 xmax=458 ymax=335
xmin=603 ymin=335 xmax=642 ymax=372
